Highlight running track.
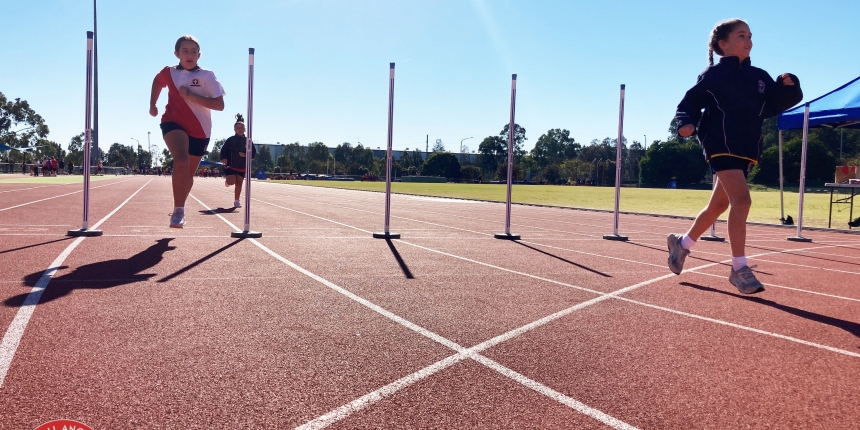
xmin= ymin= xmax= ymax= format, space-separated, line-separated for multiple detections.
xmin=1 ymin=176 xmax=858 ymax=429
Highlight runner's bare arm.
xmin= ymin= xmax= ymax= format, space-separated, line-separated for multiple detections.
xmin=149 ymin=77 xmax=161 ymax=117
xmin=178 ymin=86 xmax=225 ymax=111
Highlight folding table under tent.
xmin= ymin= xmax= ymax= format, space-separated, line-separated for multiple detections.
xmin=777 ymin=74 xmax=860 ymax=239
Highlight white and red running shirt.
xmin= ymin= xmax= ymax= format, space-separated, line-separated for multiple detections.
xmin=155 ymin=66 xmax=226 ymax=139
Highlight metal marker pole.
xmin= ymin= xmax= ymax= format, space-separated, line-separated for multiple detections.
xmin=495 ymin=74 xmax=520 ymax=240
xmin=232 ymin=48 xmax=262 ymax=239
xmin=604 ymin=84 xmax=628 ymax=241
xmin=373 ymin=63 xmax=400 ymax=239
xmin=700 ymin=179 xmax=725 ymax=241
xmin=788 ymin=103 xmax=812 ymax=242
xmin=778 ymin=130 xmax=785 ymax=222
xmin=68 ymin=32 xmax=102 ymax=237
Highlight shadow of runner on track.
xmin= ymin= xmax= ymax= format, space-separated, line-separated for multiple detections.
xmin=157 ymin=238 xmax=243 ymax=282
xmin=0 ymin=237 xmax=73 ymax=255
xmin=680 ymin=281 xmax=860 ymax=344
xmin=5 ymin=238 xmax=176 ymax=307
xmin=386 ymin=239 xmax=414 ymax=279
xmin=512 ymin=241 xmax=611 ymax=277
xmin=197 ymin=207 xmax=237 ymax=215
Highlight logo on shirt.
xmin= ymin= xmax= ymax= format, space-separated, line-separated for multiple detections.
xmin=758 ymin=80 xmax=765 ymax=93
xmin=191 ymin=78 xmax=201 ymax=87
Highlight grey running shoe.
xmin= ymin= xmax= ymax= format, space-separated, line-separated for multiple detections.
xmin=667 ymin=233 xmax=690 ymax=275
xmin=234 ymin=200 xmax=242 ymax=208
xmin=729 ymin=266 xmax=765 ymax=294
xmin=169 ymin=209 xmax=185 ymax=229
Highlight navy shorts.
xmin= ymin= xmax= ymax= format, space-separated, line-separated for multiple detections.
xmin=160 ymin=122 xmax=211 ymax=157
xmin=709 ymin=156 xmax=751 ymax=179
xmin=224 ymin=167 xmax=245 ymax=179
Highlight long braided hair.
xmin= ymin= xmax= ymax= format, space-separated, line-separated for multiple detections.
xmin=708 ymin=19 xmax=747 ymax=66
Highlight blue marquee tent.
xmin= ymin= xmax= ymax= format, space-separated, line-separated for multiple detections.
xmin=775 ymin=75 xmax=860 ymax=240
xmin=779 ymin=75 xmax=860 ymax=130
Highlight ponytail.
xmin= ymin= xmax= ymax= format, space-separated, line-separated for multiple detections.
xmin=708 ymin=18 xmax=746 ymax=66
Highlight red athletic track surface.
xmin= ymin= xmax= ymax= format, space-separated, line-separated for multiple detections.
xmin=1 ymin=176 xmax=858 ymax=429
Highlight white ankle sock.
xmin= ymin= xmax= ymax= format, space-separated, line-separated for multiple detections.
xmin=681 ymin=234 xmax=696 ymax=250
xmin=731 ymin=256 xmax=747 ymax=271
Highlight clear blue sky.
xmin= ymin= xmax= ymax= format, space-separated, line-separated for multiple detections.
xmin=2 ymin=0 xmax=857 ymax=156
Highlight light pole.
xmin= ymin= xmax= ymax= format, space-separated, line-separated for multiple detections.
xmin=130 ymin=138 xmax=140 ymax=170
xmin=147 ymin=131 xmax=151 ymax=167
xmin=644 ymin=135 xmax=647 ymax=148
xmin=460 ymin=136 xmax=473 ymax=163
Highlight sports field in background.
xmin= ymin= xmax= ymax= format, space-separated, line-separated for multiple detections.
xmin=0 ymin=175 xmax=117 ymax=185
xmin=271 ymin=180 xmax=853 ymax=230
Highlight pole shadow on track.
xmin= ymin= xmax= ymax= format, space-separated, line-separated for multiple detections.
xmin=198 ymin=207 xmax=238 ymax=215
xmin=0 ymin=237 xmax=74 ymax=255
xmin=680 ymin=282 xmax=860 ymax=342
xmin=385 ymin=239 xmax=414 ymax=279
xmin=512 ymin=241 xmax=611 ymax=277
xmin=5 ymin=238 xmax=177 ymax=307
xmin=157 ymin=239 xmax=243 ymax=283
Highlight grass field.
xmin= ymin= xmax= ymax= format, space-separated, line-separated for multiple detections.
xmin=269 ymin=180 xmax=857 ymax=230
xmin=0 ymin=174 xmax=124 ymax=184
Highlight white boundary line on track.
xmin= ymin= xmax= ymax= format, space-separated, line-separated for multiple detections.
xmin=0 ymin=177 xmax=137 ymax=212
xmin=195 ymin=188 xmax=860 ymax=428
xmin=0 ymin=179 xmax=152 ymax=388
xmin=0 ymin=184 xmax=63 ymax=194
xmin=190 ymin=194 xmax=640 ymax=430
xmin=225 ymin=185 xmax=860 ymax=344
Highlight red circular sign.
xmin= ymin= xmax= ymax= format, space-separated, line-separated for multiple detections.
xmin=34 ymin=419 xmax=93 ymax=430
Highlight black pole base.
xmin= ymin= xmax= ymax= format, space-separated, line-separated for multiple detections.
xmin=700 ymin=235 xmax=725 ymax=242
xmin=67 ymin=228 xmax=103 ymax=237
xmin=602 ymin=234 xmax=628 ymax=241
xmin=786 ymin=236 xmax=812 ymax=243
xmin=494 ymin=233 xmax=521 ymax=240
xmin=231 ymin=231 xmax=263 ymax=238
xmin=373 ymin=232 xmax=401 ymax=239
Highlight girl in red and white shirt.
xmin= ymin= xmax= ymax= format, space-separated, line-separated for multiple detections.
xmin=149 ymin=35 xmax=225 ymax=228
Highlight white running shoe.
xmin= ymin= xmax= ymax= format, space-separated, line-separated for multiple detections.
xmin=169 ymin=208 xmax=186 ymax=228
xmin=234 ymin=200 xmax=242 ymax=208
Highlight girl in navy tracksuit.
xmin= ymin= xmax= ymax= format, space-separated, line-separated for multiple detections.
xmin=667 ymin=19 xmax=802 ymax=294
xmin=220 ymin=113 xmax=256 ymax=208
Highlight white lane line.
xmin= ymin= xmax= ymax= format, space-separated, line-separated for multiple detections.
xmin=0 ymin=179 xmax=152 ymax=388
xmin=0 ymin=177 xmax=137 ymax=212
xmin=0 ymin=184 xmax=62 ymax=194
xmin=614 ymin=296 xmax=860 ymax=358
xmin=200 ymin=186 xmax=860 ymax=423
xmin=190 ymin=194 xmax=638 ymax=430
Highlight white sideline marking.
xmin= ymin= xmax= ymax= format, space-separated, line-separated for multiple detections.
xmin=0 ymin=184 xmax=61 ymax=194
xmin=190 ymin=194 xmax=639 ymax=430
xmin=0 ymin=179 xmax=152 ymax=387
xmin=614 ymin=296 xmax=860 ymax=358
xmin=199 ymin=185 xmax=860 ymax=426
xmin=0 ymin=177 xmax=137 ymax=212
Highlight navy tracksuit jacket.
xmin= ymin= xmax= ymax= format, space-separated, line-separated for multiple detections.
xmin=675 ymin=56 xmax=803 ymax=163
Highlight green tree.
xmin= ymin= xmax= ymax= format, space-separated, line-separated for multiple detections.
xmin=531 ymin=128 xmax=580 ymax=167
xmin=495 ymin=162 xmax=521 ymax=182
xmin=750 ymin=135 xmax=836 ymax=185
xmin=460 ymin=164 xmax=483 ymax=181
xmin=432 ymin=139 xmax=445 ymax=152
xmin=253 ymin=145 xmax=274 ymax=171
xmin=306 ymin=142 xmax=329 ymax=162
xmin=0 ymin=93 xmax=49 ymax=151
xmin=639 ymin=139 xmax=708 ymax=187
xmin=334 ymin=142 xmax=353 ymax=165
xmin=422 ymin=152 xmax=460 ymax=178
xmin=207 ymin=138 xmax=226 ymax=163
